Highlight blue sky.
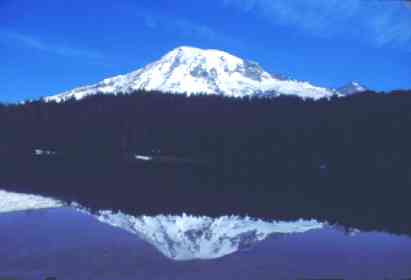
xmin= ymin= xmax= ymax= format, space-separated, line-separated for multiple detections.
xmin=1 ymin=0 xmax=410 ymax=102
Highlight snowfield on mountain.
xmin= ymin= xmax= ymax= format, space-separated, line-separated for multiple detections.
xmin=338 ymin=81 xmax=367 ymax=95
xmin=44 ymin=46 xmax=360 ymax=102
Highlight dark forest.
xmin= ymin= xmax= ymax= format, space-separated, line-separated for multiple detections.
xmin=1 ymin=90 xmax=411 ymax=236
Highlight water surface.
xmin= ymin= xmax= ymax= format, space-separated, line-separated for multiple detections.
xmin=1 ymin=207 xmax=410 ymax=280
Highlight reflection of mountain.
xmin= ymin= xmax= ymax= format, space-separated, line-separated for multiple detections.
xmin=0 ymin=189 xmax=62 ymax=213
xmin=86 ymin=210 xmax=324 ymax=260
xmin=2 ymin=206 xmax=411 ymax=280
xmin=0 ymin=189 xmax=324 ymax=260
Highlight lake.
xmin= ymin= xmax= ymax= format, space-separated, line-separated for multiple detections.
xmin=0 ymin=190 xmax=410 ymax=280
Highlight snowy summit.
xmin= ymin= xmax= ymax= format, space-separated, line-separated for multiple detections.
xmin=45 ymin=46 xmax=341 ymax=102
xmin=338 ymin=81 xmax=368 ymax=95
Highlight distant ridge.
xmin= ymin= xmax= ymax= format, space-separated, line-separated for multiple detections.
xmin=338 ymin=81 xmax=368 ymax=95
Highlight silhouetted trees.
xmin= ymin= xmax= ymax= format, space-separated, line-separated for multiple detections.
xmin=1 ymin=90 xmax=411 ymax=235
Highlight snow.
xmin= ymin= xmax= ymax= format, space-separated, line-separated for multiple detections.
xmin=135 ymin=155 xmax=153 ymax=161
xmin=34 ymin=149 xmax=56 ymax=156
xmin=338 ymin=81 xmax=367 ymax=95
xmin=0 ymin=189 xmax=63 ymax=213
xmin=45 ymin=46 xmax=340 ymax=102
xmin=84 ymin=210 xmax=325 ymax=260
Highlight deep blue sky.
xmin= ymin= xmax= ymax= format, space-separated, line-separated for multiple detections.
xmin=1 ymin=0 xmax=411 ymax=102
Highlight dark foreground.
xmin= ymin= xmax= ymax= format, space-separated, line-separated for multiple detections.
xmin=2 ymin=92 xmax=411 ymax=236
xmin=1 ymin=154 xmax=411 ymax=237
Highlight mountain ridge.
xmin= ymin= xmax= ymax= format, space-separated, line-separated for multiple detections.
xmin=45 ymin=46 xmax=349 ymax=102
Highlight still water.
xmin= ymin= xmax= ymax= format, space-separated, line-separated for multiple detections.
xmin=0 ymin=204 xmax=411 ymax=280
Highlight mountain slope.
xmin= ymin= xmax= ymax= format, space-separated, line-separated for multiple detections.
xmin=45 ymin=46 xmax=339 ymax=102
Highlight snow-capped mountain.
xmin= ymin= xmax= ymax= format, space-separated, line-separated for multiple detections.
xmin=86 ymin=210 xmax=324 ymax=261
xmin=338 ymin=81 xmax=367 ymax=95
xmin=45 ymin=46 xmax=340 ymax=102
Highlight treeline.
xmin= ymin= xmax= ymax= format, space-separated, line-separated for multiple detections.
xmin=1 ymin=90 xmax=411 ymax=173
xmin=1 ymin=90 xmax=411 ymax=235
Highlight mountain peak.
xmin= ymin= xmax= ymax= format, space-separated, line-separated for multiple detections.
xmin=45 ymin=47 xmax=338 ymax=102
xmin=166 ymin=46 xmax=242 ymax=61
xmin=166 ymin=46 xmax=231 ymax=56
xmin=338 ymin=81 xmax=367 ymax=95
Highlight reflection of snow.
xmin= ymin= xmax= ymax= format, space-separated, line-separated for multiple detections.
xmin=0 ymin=189 xmax=325 ymax=261
xmin=86 ymin=210 xmax=324 ymax=261
xmin=0 ymin=190 xmax=63 ymax=213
